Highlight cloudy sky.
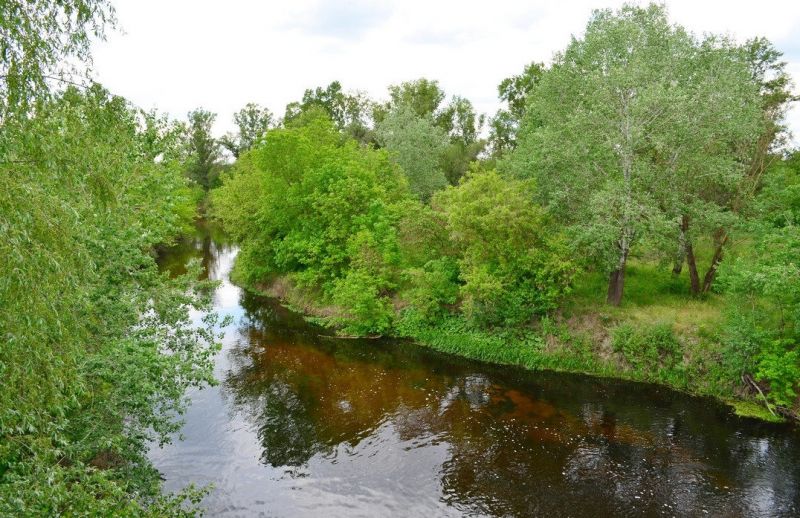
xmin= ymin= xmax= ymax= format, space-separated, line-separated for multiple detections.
xmin=92 ymin=0 xmax=800 ymax=142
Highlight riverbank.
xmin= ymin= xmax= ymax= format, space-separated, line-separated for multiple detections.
xmin=233 ymin=262 xmax=793 ymax=425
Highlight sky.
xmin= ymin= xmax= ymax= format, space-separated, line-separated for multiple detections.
xmin=92 ymin=0 xmax=800 ymax=143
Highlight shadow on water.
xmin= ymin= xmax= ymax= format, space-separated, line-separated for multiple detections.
xmin=152 ymin=222 xmax=800 ymax=517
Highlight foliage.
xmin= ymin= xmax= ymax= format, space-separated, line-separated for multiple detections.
xmin=184 ymin=108 xmax=222 ymax=191
xmin=611 ymin=322 xmax=682 ymax=373
xmin=0 ymin=0 xmax=115 ymax=115
xmin=220 ymin=102 xmax=274 ymax=158
xmin=718 ymin=152 xmax=800 ymax=408
xmin=509 ymin=3 xmax=763 ymax=305
xmin=375 ymin=105 xmax=449 ymax=201
xmin=0 ymin=86 xmax=219 ymax=514
xmin=214 ymin=113 xmax=408 ymax=334
xmin=433 ymin=170 xmax=575 ymax=325
xmin=284 ymin=81 xmax=374 ymax=143
xmin=489 ymin=62 xmax=544 ymax=156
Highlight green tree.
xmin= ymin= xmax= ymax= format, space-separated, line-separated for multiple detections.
xmin=384 ymin=78 xmax=446 ymax=119
xmin=489 ymin=62 xmax=545 ymax=156
xmin=436 ymin=96 xmax=486 ymax=184
xmin=1 ymin=85 xmax=217 ymax=515
xmin=283 ymin=81 xmax=374 ymax=143
xmin=433 ymin=170 xmax=575 ymax=325
xmin=220 ymin=102 xmax=273 ymax=158
xmin=379 ymin=79 xmax=485 ymax=185
xmin=376 ymin=105 xmax=450 ymax=201
xmin=0 ymin=0 xmax=115 ymax=115
xmin=185 ymin=108 xmax=221 ymax=190
xmin=214 ymin=113 xmax=410 ymax=334
xmin=512 ymin=4 xmax=762 ymax=305
xmin=683 ymin=37 xmax=796 ymax=294
xmin=719 ymin=152 xmax=800 ymax=409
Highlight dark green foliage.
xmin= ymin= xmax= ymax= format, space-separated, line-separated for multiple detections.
xmin=184 ymin=108 xmax=222 ymax=190
xmin=718 ymin=152 xmax=800 ymax=408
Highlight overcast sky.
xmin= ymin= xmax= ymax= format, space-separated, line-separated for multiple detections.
xmin=92 ymin=0 xmax=800 ymax=143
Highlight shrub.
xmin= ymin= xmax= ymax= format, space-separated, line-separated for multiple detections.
xmin=611 ymin=322 xmax=682 ymax=373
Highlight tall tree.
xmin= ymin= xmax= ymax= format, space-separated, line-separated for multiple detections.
xmin=185 ymin=108 xmax=221 ymax=190
xmin=380 ymin=79 xmax=485 ymax=185
xmin=489 ymin=62 xmax=545 ymax=156
xmin=376 ymin=105 xmax=449 ymax=201
xmin=221 ymin=102 xmax=273 ymax=158
xmin=385 ymin=78 xmax=446 ymax=119
xmin=687 ymin=37 xmax=796 ymax=294
xmin=284 ymin=81 xmax=374 ymax=143
xmin=512 ymin=4 xmax=762 ymax=305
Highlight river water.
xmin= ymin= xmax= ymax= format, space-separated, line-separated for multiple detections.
xmin=152 ymin=226 xmax=800 ymax=517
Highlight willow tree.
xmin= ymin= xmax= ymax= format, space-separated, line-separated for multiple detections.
xmin=512 ymin=4 xmax=763 ymax=305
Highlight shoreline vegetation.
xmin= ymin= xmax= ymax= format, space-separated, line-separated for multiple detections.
xmin=233 ymin=266 xmax=790 ymax=424
xmin=4 ymin=0 xmax=799 ymax=514
xmin=211 ymin=4 xmax=799 ymax=425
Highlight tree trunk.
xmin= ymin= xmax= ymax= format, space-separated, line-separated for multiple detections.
xmin=686 ymin=241 xmax=701 ymax=295
xmin=606 ymin=248 xmax=629 ymax=306
xmin=702 ymin=230 xmax=729 ymax=294
xmin=672 ymin=223 xmax=686 ymax=275
xmin=680 ymin=216 xmax=700 ymax=295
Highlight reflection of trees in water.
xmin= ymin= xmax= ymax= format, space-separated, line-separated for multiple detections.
xmin=219 ymin=287 xmax=800 ymax=516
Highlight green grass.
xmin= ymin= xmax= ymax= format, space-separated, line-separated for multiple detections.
xmin=564 ymin=259 xmax=725 ymax=336
xmin=727 ymin=400 xmax=785 ymax=423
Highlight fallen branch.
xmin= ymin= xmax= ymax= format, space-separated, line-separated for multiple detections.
xmin=743 ymin=374 xmax=777 ymax=418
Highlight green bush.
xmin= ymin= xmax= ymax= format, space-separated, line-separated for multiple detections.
xmin=611 ymin=322 xmax=682 ymax=373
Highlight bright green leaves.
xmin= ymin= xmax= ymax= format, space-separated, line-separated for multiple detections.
xmin=433 ymin=170 xmax=575 ymax=325
xmin=214 ymin=113 xmax=407 ymax=334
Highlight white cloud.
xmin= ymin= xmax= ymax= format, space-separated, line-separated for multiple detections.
xmin=92 ymin=0 xmax=800 ymax=144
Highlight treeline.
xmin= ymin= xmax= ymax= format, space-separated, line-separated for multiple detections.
xmin=1 ymin=1 xmax=220 ymax=514
xmin=213 ymin=5 xmax=799 ymax=416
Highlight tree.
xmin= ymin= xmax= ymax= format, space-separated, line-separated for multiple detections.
xmin=385 ymin=78 xmax=446 ymax=119
xmin=685 ymin=37 xmax=796 ymax=295
xmin=489 ymin=62 xmax=545 ymax=156
xmin=214 ymin=112 xmax=410 ymax=334
xmin=1 ymin=85 xmax=216 ymax=515
xmin=283 ymin=81 xmax=374 ymax=143
xmin=185 ymin=108 xmax=221 ymax=190
xmin=436 ymin=96 xmax=486 ymax=184
xmin=0 ymin=0 xmax=115 ymax=116
xmin=379 ymin=79 xmax=485 ymax=185
xmin=376 ymin=105 xmax=450 ymax=201
xmin=512 ymin=4 xmax=762 ymax=305
xmin=220 ymin=102 xmax=273 ymax=158
xmin=719 ymin=152 xmax=800 ymax=409
xmin=433 ymin=170 xmax=575 ymax=325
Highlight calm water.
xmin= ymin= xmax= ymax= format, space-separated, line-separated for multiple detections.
xmin=152 ymin=226 xmax=800 ymax=517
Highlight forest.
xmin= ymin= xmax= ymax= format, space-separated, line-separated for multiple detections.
xmin=1 ymin=0 xmax=799 ymax=515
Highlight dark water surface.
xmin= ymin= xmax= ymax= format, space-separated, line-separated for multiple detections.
xmin=152 ymin=226 xmax=800 ymax=517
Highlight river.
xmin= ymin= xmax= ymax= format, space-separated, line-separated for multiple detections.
xmin=151 ymin=224 xmax=800 ymax=517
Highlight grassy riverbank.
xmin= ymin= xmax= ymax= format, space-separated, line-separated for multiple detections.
xmin=232 ymin=260 xmax=788 ymax=424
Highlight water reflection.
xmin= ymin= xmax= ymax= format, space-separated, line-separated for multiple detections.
xmin=152 ymin=224 xmax=800 ymax=517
